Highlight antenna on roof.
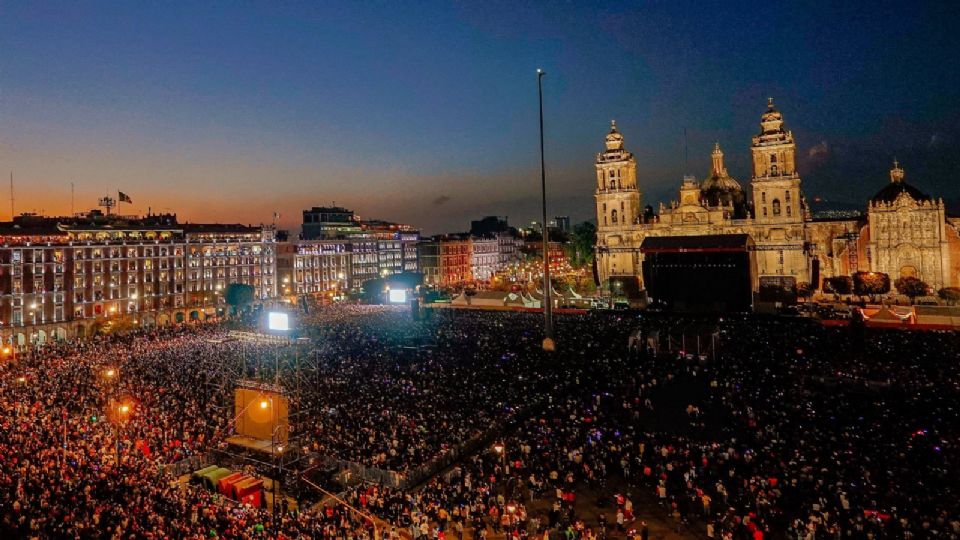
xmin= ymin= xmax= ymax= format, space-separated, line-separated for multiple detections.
xmin=71 ymin=182 xmax=75 ymax=215
xmin=683 ymin=127 xmax=689 ymax=174
xmin=9 ymin=172 xmax=14 ymax=220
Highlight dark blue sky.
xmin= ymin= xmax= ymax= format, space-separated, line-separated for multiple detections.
xmin=1 ymin=1 xmax=958 ymax=233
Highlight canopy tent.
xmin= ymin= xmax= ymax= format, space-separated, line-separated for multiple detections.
xmin=201 ymin=468 xmax=234 ymax=491
xmin=862 ymin=307 xmax=913 ymax=324
xmin=191 ymin=465 xmax=218 ymax=483
xmin=233 ymin=477 xmax=264 ymax=508
xmin=562 ymin=286 xmax=582 ymax=300
xmin=218 ymin=472 xmax=246 ymax=496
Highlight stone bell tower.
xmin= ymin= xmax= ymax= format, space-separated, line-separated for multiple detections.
xmin=594 ymin=121 xmax=642 ymax=282
xmin=751 ymin=98 xmax=804 ymax=224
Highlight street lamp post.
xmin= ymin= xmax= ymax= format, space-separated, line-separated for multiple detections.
xmin=537 ymin=68 xmax=554 ymax=352
xmin=103 ymin=367 xmax=125 ymax=464
xmin=115 ymin=402 xmax=130 ymax=464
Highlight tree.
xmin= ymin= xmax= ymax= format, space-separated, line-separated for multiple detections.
xmin=938 ymin=287 xmax=960 ymax=305
xmin=894 ymin=276 xmax=929 ymax=301
xmin=823 ymin=276 xmax=853 ymax=295
xmin=852 ymin=272 xmax=890 ymax=299
xmin=224 ymin=283 xmax=255 ymax=314
xmin=565 ymin=221 xmax=597 ymax=268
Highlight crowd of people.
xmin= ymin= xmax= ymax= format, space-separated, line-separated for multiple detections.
xmin=0 ymin=305 xmax=957 ymax=539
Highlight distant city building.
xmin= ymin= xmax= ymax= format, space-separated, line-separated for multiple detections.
xmin=419 ymin=235 xmax=472 ymax=287
xmin=0 ymin=211 xmax=276 ymax=345
xmin=301 ymin=206 xmax=359 ymax=240
xmin=276 ymin=240 xmax=351 ymax=298
xmin=471 ymin=236 xmax=499 ymax=282
xmin=470 ymin=216 xmax=510 ymax=236
xmin=553 ymin=216 xmax=571 ymax=234
xmin=495 ymin=231 xmax=518 ymax=267
xmin=300 ymin=205 xmax=419 ymax=289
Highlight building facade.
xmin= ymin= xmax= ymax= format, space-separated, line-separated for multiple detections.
xmin=471 ymin=236 xmax=500 ymax=282
xmin=595 ymin=100 xmax=960 ymax=293
xmin=419 ymin=235 xmax=473 ymax=287
xmin=863 ymin=162 xmax=956 ymax=287
xmin=299 ymin=206 xmax=420 ymax=288
xmin=495 ymin=232 xmax=518 ymax=267
xmin=276 ymin=240 xmax=351 ymax=298
xmin=0 ymin=212 xmax=276 ymax=346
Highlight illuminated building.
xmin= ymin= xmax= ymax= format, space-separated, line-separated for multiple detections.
xmin=595 ymin=99 xmax=960 ymax=294
xmin=299 ymin=205 xmax=419 ymax=288
xmin=276 ymin=240 xmax=351 ymax=298
xmin=469 ymin=216 xmax=519 ymax=269
xmin=862 ymin=162 xmax=957 ymax=286
xmin=419 ymin=235 xmax=472 ymax=287
xmin=471 ymin=236 xmax=499 ymax=282
xmin=0 ymin=211 xmax=276 ymax=346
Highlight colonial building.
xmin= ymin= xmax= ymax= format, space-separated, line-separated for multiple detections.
xmin=276 ymin=240 xmax=351 ymax=299
xmin=595 ymin=99 xmax=960 ymax=293
xmin=863 ymin=162 xmax=956 ymax=287
xmin=0 ymin=211 xmax=276 ymax=346
xmin=470 ymin=236 xmax=500 ymax=282
xmin=419 ymin=235 xmax=472 ymax=287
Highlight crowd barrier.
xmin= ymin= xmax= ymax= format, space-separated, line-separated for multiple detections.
xmin=160 ymin=453 xmax=213 ymax=478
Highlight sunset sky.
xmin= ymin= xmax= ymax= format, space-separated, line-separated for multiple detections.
xmin=1 ymin=1 xmax=959 ymax=234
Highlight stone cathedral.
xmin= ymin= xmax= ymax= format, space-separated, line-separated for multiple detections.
xmin=594 ymin=99 xmax=960 ymax=293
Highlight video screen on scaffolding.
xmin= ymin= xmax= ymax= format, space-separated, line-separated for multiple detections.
xmin=388 ymin=289 xmax=407 ymax=303
xmin=267 ymin=311 xmax=290 ymax=331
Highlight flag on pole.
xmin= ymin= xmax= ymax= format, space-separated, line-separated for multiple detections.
xmin=119 ymin=192 xmax=133 ymax=203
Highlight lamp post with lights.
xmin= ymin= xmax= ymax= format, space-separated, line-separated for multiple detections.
xmin=115 ymin=402 xmax=131 ymax=464
xmin=103 ymin=367 xmax=130 ymax=465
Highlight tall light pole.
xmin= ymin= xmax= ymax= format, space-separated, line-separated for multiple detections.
xmin=538 ymin=68 xmax=555 ymax=352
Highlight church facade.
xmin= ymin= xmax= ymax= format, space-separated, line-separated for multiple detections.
xmin=594 ymin=99 xmax=960 ymax=293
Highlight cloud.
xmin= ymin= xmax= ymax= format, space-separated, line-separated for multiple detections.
xmin=432 ymin=195 xmax=451 ymax=206
xmin=808 ymin=140 xmax=829 ymax=159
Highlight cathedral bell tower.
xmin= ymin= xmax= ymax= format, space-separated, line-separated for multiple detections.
xmin=595 ymin=120 xmax=641 ymax=228
xmin=750 ymin=98 xmax=804 ymax=224
xmin=595 ymin=120 xmax=641 ymax=281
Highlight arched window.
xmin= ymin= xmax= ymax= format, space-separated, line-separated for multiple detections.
xmin=771 ymin=164 xmax=778 ymax=175
xmin=761 ymin=192 xmax=766 ymax=203
xmin=611 ymin=210 xmax=618 ymax=224
xmin=786 ymin=205 xmax=792 ymax=217
xmin=785 ymin=191 xmax=791 ymax=202
xmin=770 ymin=154 xmax=777 ymax=163
xmin=772 ymin=199 xmax=781 ymax=216
xmin=763 ymin=207 xmax=768 ymax=217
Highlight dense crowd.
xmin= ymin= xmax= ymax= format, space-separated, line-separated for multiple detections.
xmin=0 ymin=305 xmax=957 ymax=539
xmin=342 ymin=316 xmax=960 ymax=540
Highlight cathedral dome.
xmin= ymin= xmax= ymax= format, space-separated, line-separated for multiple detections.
xmin=700 ymin=143 xmax=747 ymax=217
xmin=701 ymin=143 xmax=742 ymax=192
xmin=870 ymin=160 xmax=932 ymax=204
